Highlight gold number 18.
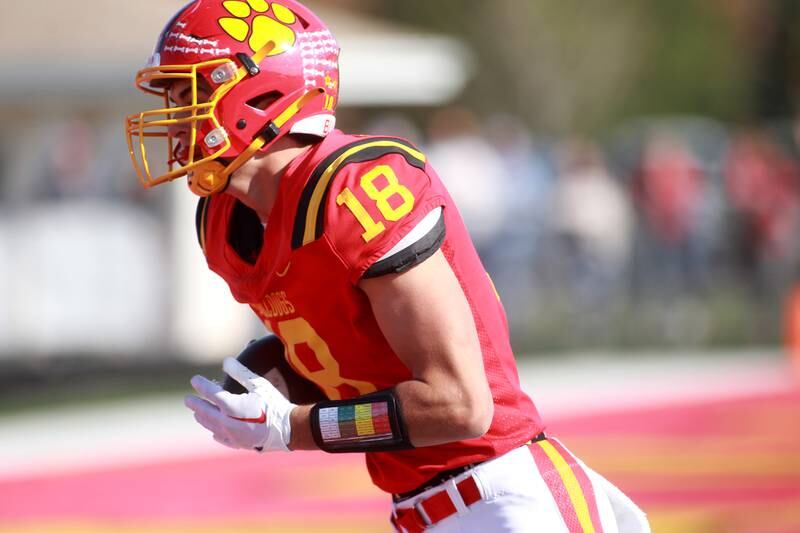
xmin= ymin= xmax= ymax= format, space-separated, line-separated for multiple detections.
xmin=336 ymin=165 xmax=415 ymax=242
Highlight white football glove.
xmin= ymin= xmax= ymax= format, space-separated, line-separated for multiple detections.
xmin=184 ymin=356 xmax=296 ymax=452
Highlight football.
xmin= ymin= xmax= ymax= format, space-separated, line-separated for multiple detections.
xmin=223 ymin=335 xmax=327 ymax=404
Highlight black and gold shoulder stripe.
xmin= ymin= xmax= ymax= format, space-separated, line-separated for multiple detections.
xmin=195 ymin=196 xmax=211 ymax=254
xmin=291 ymin=137 xmax=427 ymax=250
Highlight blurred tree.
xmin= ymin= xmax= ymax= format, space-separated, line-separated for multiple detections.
xmin=379 ymin=0 xmax=645 ymax=133
xmin=374 ymin=0 xmax=798 ymax=131
xmin=703 ymin=0 xmax=800 ymax=120
xmin=618 ymin=0 xmax=746 ymax=122
xmin=747 ymin=0 xmax=800 ymax=119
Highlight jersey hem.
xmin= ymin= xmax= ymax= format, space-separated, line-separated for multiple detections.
xmin=350 ymin=197 xmax=446 ymax=284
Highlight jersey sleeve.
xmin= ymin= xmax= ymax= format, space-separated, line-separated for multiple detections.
xmin=321 ymin=140 xmax=447 ymax=282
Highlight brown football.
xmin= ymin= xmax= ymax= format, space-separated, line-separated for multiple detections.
xmin=223 ymin=335 xmax=327 ymax=404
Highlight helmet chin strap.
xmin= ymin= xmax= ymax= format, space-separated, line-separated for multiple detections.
xmin=187 ymin=88 xmax=326 ymax=197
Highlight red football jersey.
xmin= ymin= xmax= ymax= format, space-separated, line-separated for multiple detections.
xmin=197 ymin=131 xmax=544 ymax=494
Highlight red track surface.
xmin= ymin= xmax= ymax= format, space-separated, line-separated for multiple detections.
xmin=551 ymin=389 xmax=800 ymax=532
xmin=2 ymin=389 xmax=798 ymax=532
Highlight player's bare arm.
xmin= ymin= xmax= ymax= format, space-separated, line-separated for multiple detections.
xmin=289 ymin=248 xmax=493 ymax=450
xmin=363 ymin=248 xmax=495 ymax=445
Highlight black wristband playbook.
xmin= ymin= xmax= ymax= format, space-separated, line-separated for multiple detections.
xmin=310 ymin=389 xmax=413 ymax=453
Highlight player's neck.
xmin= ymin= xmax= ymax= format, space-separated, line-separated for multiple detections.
xmin=226 ymin=138 xmax=312 ymax=224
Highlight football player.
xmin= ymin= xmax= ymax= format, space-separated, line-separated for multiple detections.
xmin=125 ymin=1 xmax=650 ymax=531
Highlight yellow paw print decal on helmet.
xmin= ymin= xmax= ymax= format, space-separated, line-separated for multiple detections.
xmin=219 ymin=0 xmax=297 ymax=55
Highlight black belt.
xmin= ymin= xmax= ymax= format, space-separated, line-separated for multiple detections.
xmin=392 ymin=432 xmax=547 ymax=502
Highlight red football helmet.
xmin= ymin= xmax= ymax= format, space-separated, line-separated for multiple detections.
xmin=125 ymin=0 xmax=339 ymax=196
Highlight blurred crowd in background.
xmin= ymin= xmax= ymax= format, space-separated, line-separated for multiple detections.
xmin=1 ymin=0 xmax=799 ymax=359
xmin=3 ymin=109 xmax=799 ymax=354
xmin=391 ymin=111 xmax=800 ymax=350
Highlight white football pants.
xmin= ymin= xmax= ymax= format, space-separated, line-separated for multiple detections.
xmin=392 ymin=438 xmax=650 ymax=532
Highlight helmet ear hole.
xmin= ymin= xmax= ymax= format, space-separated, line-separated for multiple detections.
xmin=246 ymin=91 xmax=284 ymax=111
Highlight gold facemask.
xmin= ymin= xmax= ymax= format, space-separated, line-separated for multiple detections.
xmin=125 ymin=51 xmax=326 ymax=197
xmin=125 ymin=58 xmax=243 ymax=195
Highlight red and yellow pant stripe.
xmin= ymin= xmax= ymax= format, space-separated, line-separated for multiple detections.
xmin=529 ymin=438 xmax=605 ymax=533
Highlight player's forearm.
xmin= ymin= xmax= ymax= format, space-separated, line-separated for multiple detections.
xmin=288 ymin=380 xmax=493 ymax=451
xmin=393 ymin=377 xmax=493 ymax=447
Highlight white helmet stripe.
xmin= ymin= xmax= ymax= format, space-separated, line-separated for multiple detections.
xmin=150 ymin=1 xmax=198 ymax=64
